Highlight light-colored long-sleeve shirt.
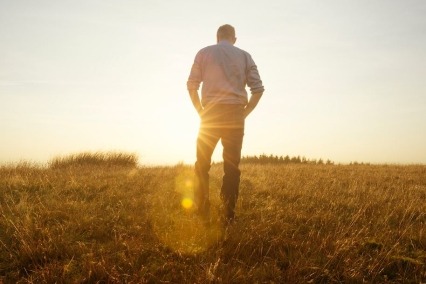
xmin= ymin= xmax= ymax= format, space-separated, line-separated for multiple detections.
xmin=187 ymin=40 xmax=264 ymax=106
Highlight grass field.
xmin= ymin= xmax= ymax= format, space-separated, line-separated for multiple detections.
xmin=0 ymin=153 xmax=425 ymax=283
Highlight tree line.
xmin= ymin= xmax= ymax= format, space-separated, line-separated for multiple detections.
xmin=240 ymin=154 xmax=334 ymax=165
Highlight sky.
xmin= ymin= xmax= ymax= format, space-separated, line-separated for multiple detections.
xmin=1 ymin=0 xmax=425 ymax=165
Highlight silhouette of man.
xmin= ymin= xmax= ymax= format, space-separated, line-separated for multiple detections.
xmin=187 ymin=24 xmax=264 ymax=224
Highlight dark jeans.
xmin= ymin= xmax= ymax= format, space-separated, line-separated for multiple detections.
xmin=194 ymin=104 xmax=245 ymax=219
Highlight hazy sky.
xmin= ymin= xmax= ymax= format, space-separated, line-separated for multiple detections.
xmin=1 ymin=0 xmax=425 ymax=165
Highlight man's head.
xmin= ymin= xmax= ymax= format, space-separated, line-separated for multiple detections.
xmin=217 ymin=24 xmax=236 ymax=44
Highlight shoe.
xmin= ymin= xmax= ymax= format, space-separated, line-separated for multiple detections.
xmin=195 ymin=204 xmax=211 ymax=226
xmin=223 ymin=205 xmax=235 ymax=224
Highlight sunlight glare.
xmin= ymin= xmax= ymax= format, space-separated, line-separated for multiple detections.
xmin=175 ymin=167 xmax=195 ymax=211
xmin=150 ymin=167 xmax=225 ymax=254
xmin=181 ymin=197 xmax=194 ymax=209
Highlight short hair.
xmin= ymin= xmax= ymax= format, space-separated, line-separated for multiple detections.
xmin=217 ymin=24 xmax=236 ymax=40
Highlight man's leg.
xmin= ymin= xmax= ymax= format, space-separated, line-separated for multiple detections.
xmin=195 ymin=127 xmax=220 ymax=217
xmin=220 ymin=127 xmax=244 ymax=222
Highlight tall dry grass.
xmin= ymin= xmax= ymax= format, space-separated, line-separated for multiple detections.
xmin=0 ymin=154 xmax=425 ymax=283
xmin=48 ymin=152 xmax=138 ymax=169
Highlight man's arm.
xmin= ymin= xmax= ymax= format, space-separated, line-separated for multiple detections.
xmin=244 ymin=92 xmax=263 ymax=118
xmin=187 ymin=51 xmax=203 ymax=115
xmin=188 ymin=89 xmax=203 ymax=115
xmin=244 ymin=54 xmax=264 ymax=118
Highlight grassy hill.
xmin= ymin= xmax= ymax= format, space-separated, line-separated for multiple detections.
xmin=0 ymin=153 xmax=425 ymax=283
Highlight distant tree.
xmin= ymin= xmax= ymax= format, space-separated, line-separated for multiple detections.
xmin=290 ymin=156 xmax=301 ymax=164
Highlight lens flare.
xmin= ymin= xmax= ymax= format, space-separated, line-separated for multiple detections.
xmin=181 ymin=197 xmax=193 ymax=209
xmin=150 ymin=167 xmax=225 ymax=255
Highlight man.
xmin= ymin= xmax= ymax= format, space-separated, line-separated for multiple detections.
xmin=187 ymin=24 xmax=264 ymax=224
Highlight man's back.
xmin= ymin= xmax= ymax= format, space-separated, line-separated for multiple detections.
xmin=187 ymin=40 xmax=264 ymax=106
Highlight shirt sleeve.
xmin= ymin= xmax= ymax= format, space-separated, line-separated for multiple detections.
xmin=246 ymin=54 xmax=265 ymax=94
xmin=187 ymin=52 xmax=202 ymax=91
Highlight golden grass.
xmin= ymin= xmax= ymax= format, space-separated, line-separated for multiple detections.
xmin=0 ymin=155 xmax=425 ymax=283
xmin=48 ymin=152 xmax=138 ymax=169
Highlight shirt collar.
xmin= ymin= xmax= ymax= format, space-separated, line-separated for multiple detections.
xmin=218 ymin=40 xmax=233 ymax=46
